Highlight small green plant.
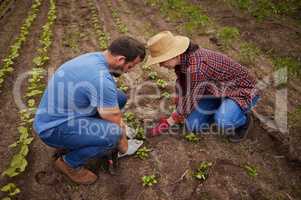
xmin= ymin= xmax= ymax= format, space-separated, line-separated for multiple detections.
xmin=217 ymin=27 xmax=240 ymax=49
xmin=148 ymin=71 xmax=158 ymax=80
xmin=244 ymin=164 xmax=258 ymax=177
xmin=123 ymin=112 xmax=145 ymax=140
xmin=193 ymin=161 xmax=212 ymax=181
xmin=142 ymin=175 xmax=158 ymax=186
xmin=106 ymin=0 xmax=128 ymax=34
xmin=142 ymin=65 xmax=151 ymax=71
xmin=239 ymin=42 xmax=261 ymax=65
xmin=162 ymin=91 xmax=171 ymax=98
xmin=119 ymin=84 xmax=128 ymax=92
xmin=184 ymin=133 xmax=199 ymax=143
xmin=1 ymin=183 xmax=21 ymax=197
xmin=156 ymin=79 xmax=167 ymax=89
xmin=136 ymin=147 xmax=151 ymax=159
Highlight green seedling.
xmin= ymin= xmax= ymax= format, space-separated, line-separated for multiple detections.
xmin=136 ymin=147 xmax=151 ymax=159
xmin=244 ymin=164 xmax=258 ymax=177
xmin=135 ymin=126 xmax=146 ymax=140
xmin=119 ymin=84 xmax=128 ymax=92
xmin=148 ymin=71 xmax=158 ymax=80
xmin=193 ymin=161 xmax=212 ymax=181
xmin=273 ymin=56 xmax=301 ymax=78
xmin=184 ymin=133 xmax=199 ymax=143
xmin=142 ymin=175 xmax=158 ymax=186
xmin=156 ymin=79 xmax=167 ymax=89
xmin=142 ymin=65 xmax=151 ymax=71
xmin=162 ymin=91 xmax=171 ymax=98
xmin=1 ymin=183 xmax=21 ymax=197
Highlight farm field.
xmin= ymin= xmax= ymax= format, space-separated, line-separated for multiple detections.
xmin=0 ymin=0 xmax=300 ymax=199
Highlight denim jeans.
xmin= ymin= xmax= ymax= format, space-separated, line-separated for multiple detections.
xmin=185 ymin=96 xmax=259 ymax=134
xmin=40 ymin=90 xmax=127 ymax=168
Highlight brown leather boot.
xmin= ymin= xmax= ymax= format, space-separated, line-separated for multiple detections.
xmin=54 ymin=157 xmax=97 ymax=185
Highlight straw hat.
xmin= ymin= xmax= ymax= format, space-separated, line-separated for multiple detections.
xmin=144 ymin=31 xmax=190 ymax=67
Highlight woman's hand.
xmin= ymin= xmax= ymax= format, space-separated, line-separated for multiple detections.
xmin=148 ymin=112 xmax=184 ymax=137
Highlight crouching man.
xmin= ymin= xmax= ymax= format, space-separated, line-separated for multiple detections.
xmin=33 ymin=36 xmax=145 ymax=184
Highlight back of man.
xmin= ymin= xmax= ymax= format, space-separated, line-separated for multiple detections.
xmin=34 ymin=52 xmax=117 ymax=136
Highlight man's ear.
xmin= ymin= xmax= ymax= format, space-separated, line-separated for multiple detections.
xmin=115 ymin=55 xmax=126 ymax=65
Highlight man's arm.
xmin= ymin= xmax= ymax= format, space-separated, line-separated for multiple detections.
xmin=98 ymin=108 xmax=128 ymax=154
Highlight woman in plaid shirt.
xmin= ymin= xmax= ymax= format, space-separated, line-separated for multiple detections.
xmin=145 ymin=31 xmax=260 ymax=143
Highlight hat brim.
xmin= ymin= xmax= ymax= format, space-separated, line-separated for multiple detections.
xmin=144 ymin=36 xmax=190 ymax=67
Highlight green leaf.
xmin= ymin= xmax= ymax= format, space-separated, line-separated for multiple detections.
xmin=27 ymin=99 xmax=35 ymax=107
xmin=1 ymin=183 xmax=21 ymax=196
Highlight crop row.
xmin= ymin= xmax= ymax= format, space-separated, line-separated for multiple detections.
xmin=1 ymin=0 xmax=56 ymax=199
xmin=87 ymin=0 xmax=109 ymax=50
xmin=0 ymin=0 xmax=43 ymax=90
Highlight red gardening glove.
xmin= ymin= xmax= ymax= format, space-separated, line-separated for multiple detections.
xmin=171 ymin=111 xmax=184 ymax=124
xmin=148 ymin=117 xmax=170 ymax=137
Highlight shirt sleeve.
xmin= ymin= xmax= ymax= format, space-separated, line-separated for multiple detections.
xmin=89 ymin=74 xmax=119 ymax=113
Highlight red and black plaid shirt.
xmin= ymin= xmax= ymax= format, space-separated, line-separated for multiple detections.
xmin=175 ymin=47 xmax=259 ymax=116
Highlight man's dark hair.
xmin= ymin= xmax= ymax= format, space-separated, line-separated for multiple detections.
xmin=184 ymin=42 xmax=199 ymax=53
xmin=108 ymin=36 xmax=146 ymax=62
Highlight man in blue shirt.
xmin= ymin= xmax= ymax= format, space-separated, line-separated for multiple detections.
xmin=34 ymin=36 xmax=145 ymax=184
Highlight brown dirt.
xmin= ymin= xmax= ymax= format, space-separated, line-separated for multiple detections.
xmin=0 ymin=0 xmax=301 ymax=200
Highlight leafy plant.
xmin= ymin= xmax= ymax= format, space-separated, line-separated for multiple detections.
xmin=156 ymin=79 xmax=167 ymax=89
xmin=88 ymin=0 xmax=109 ymax=49
xmin=136 ymin=147 xmax=151 ymax=159
xmin=119 ymin=83 xmax=128 ymax=92
xmin=1 ymin=183 xmax=20 ymax=197
xmin=106 ymin=0 xmax=128 ymax=34
xmin=217 ymin=27 xmax=240 ymax=49
xmin=162 ymin=91 xmax=171 ymax=99
xmin=142 ymin=175 xmax=158 ymax=186
xmin=123 ymin=112 xmax=145 ymax=140
xmin=0 ymin=0 xmax=43 ymax=89
xmin=193 ymin=161 xmax=212 ymax=181
xmin=184 ymin=133 xmax=199 ymax=143
xmin=148 ymin=71 xmax=158 ymax=80
xmin=244 ymin=164 xmax=258 ymax=177
xmin=142 ymin=65 xmax=151 ymax=71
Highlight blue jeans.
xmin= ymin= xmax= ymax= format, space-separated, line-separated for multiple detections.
xmin=185 ymin=96 xmax=259 ymax=134
xmin=40 ymin=90 xmax=127 ymax=168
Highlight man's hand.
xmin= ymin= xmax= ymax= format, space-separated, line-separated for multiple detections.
xmin=98 ymin=108 xmax=128 ymax=154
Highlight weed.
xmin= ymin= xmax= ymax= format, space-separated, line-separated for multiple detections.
xmin=273 ymin=57 xmax=301 ymax=78
xmin=239 ymin=42 xmax=261 ymax=65
xmin=217 ymin=27 xmax=240 ymax=49
xmin=244 ymin=164 xmax=258 ymax=177
xmin=119 ymin=83 xmax=128 ymax=92
xmin=142 ymin=175 xmax=158 ymax=186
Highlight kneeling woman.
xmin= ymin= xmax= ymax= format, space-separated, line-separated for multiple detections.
xmin=145 ymin=31 xmax=260 ymax=143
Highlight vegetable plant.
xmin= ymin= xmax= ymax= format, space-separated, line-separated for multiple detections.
xmin=106 ymin=0 xmax=128 ymax=33
xmin=136 ymin=147 xmax=151 ymax=159
xmin=148 ymin=71 xmax=158 ymax=80
xmin=162 ymin=91 xmax=171 ymax=99
xmin=156 ymin=79 xmax=167 ymax=89
xmin=193 ymin=161 xmax=212 ymax=181
xmin=184 ymin=133 xmax=199 ymax=143
xmin=0 ymin=0 xmax=43 ymax=89
xmin=142 ymin=175 xmax=158 ymax=186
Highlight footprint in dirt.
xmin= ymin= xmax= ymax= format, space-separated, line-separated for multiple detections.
xmin=35 ymin=169 xmax=61 ymax=185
